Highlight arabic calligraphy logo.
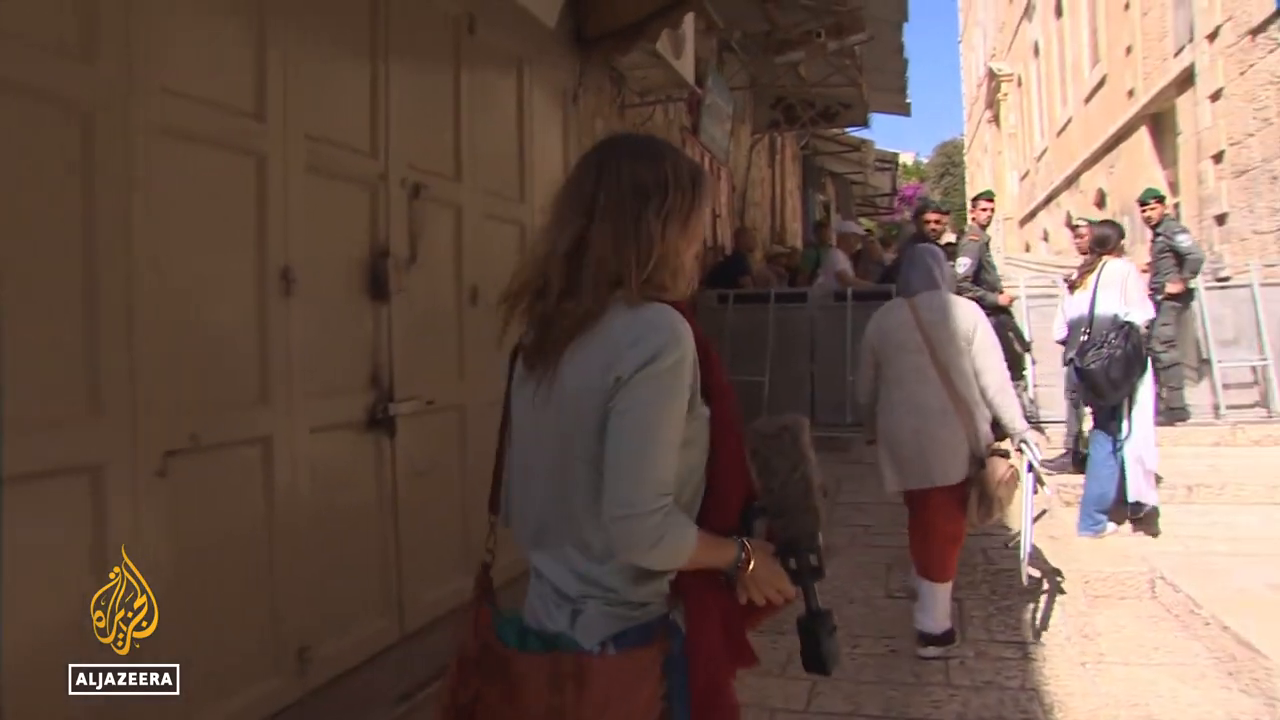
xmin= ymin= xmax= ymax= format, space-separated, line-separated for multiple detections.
xmin=90 ymin=545 xmax=159 ymax=656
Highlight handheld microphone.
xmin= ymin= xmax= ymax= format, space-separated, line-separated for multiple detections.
xmin=743 ymin=414 xmax=839 ymax=677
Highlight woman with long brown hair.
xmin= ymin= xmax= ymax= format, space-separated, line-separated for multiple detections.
xmin=1052 ymin=219 xmax=1160 ymax=537
xmin=496 ymin=132 xmax=796 ymax=718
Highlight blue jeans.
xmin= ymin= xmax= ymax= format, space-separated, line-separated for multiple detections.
xmin=1077 ymin=428 xmax=1122 ymax=535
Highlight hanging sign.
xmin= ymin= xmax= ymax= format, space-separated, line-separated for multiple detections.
xmin=697 ymin=67 xmax=734 ymax=166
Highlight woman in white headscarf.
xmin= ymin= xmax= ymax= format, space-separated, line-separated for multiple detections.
xmin=856 ymin=243 xmax=1031 ymax=659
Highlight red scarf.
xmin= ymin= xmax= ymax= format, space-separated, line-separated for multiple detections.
xmin=665 ymin=300 xmax=778 ymax=720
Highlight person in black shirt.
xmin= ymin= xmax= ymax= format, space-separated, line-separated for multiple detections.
xmin=878 ymin=199 xmax=951 ymax=285
xmin=703 ymin=227 xmax=761 ymax=290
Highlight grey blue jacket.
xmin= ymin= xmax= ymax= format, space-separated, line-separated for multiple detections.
xmin=1148 ymin=216 xmax=1205 ymax=298
xmin=955 ymin=223 xmax=1004 ymax=312
xmin=502 ymin=302 xmax=709 ymax=648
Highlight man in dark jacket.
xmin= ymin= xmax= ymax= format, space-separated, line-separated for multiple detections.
xmin=1138 ymin=187 xmax=1205 ymax=426
xmin=704 ymin=227 xmax=760 ymax=290
xmin=878 ymin=199 xmax=952 ymax=285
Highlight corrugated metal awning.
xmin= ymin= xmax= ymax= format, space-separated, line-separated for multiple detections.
xmin=860 ymin=0 xmax=909 ymax=116
xmin=697 ymin=0 xmax=909 ymax=130
xmin=856 ymin=147 xmax=900 ymax=217
xmin=573 ymin=0 xmax=695 ymax=55
xmin=804 ymin=130 xmax=873 ymax=178
xmin=802 ymin=131 xmax=902 ymax=217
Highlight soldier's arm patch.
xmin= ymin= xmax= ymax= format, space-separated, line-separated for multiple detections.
xmin=1172 ymin=231 xmax=1194 ymax=248
xmin=954 ymin=256 xmax=974 ymax=275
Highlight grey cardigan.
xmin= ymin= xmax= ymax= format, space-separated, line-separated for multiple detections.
xmin=503 ymin=301 xmax=709 ymax=648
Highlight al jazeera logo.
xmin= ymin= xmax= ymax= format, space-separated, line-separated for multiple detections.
xmin=67 ymin=545 xmax=180 ymax=696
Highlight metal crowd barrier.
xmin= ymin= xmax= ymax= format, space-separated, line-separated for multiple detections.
xmin=1010 ymin=275 xmax=1071 ymax=426
xmin=1186 ymin=263 xmax=1278 ymax=420
xmin=694 ymin=286 xmax=895 ymax=436
xmin=700 ymin=262 xmax=1280 ymax=433
xmin=1013 ymin=264 xmax=1280 ymax=424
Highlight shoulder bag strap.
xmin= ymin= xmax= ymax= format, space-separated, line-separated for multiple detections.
xmin=1080 ymin=259 xmax=1109 ymax=343
xmin=481 ymin=344 xmax=521 ymax=576
xmin=905 ymin=297 xmax=981 ymax=458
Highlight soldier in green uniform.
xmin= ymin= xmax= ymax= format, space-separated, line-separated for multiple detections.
xmin=1138 ymin=187 xmax=1205 ymax=426
xmin=954 ymin=189 xmax=1040 ymax=424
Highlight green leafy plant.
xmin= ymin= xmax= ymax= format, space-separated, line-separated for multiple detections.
xmin=924 ymin=137 xmax=967 ymax=229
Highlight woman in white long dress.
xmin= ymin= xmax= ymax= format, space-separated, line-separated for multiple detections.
xmin=1052 ymin=219 xmax=1161 ymax=537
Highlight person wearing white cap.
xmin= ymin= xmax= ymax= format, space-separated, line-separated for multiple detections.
xmin=813 ymin=217 xmax=876 ymax=290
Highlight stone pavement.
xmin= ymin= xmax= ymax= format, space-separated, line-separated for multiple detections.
xmin=736 ymin=435 xmax=1280 ymax=720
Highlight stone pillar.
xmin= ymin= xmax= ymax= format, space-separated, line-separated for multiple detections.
xmin=987 ymin=64 xmax=1016 ymax=257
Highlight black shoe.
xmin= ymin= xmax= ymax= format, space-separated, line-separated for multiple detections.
xmin=1129 ymin=505 xmax=1162 ymax=538
xmin=1071 ymin=450 xmax=1088 ymax=474
xmin=1157 ymin=408 xmax=1191 ymax=426
xmin=915 ymin=627 xmax=958 ymax=659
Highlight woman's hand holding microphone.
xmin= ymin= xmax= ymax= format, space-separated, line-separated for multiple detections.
xmin=728 ymin=538 xmax=798 ymax=607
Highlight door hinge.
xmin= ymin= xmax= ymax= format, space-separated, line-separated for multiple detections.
xmin=367 ymin=393 xmax=434 ymax=438
xmin=368 ymin=249 xmax=393 ymax=303
xmin=279 ymin=264 xmax=298 ymax=297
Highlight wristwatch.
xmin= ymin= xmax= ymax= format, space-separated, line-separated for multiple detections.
xmin=727 ymin=537 xmax=756 ymax=580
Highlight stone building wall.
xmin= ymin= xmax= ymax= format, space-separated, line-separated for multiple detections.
xmin=1138 ymin=0 xmax=1176 ymax=91
xmin=961 ymin=0 xmax=1280 ymax=267
xmin=1218 ymin=10 xmax=1280 ymax=265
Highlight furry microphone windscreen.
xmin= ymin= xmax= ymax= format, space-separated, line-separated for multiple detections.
xmin=745 ymin=414 xmax=827 ymax=550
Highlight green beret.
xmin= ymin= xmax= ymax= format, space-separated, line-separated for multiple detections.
xmin=1136 ymin=187 xmax=1166 ymax=206
xmin=971 ymin=189 xmax=996 ymax=203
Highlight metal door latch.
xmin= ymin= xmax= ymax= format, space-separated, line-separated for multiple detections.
xmin=368 ymin=393 xmax=434 ymax=437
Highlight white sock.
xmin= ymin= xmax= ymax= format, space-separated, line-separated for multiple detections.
xmin=913 ymin=579 xmax=953 ymax=635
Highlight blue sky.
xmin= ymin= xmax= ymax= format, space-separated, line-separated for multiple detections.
xmin=855 ymin=0 xmax=963 ymax=156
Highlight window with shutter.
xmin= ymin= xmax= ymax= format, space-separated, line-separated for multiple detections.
xmin=1173 ymin=0 xmax=1193 ymax=53
xmin=1031 ymin=41 xmax=1047 ymax=148
xmin=1085 ymin=0 xmax=1101 ymax=70
xmin=1054 ymin=0 xmax=1071 ymax=112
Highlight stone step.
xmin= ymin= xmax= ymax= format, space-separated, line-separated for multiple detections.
xmin=813 ymin=425 xmax=1280 ymax=506
xmin=1037 ymin=420 xmax=1280 ymax=449
xmin=1049 ymin=447 xmax=1280 ymax=505
xmin=1052 ymin=477 xmax=1280 ymax=506
xmin=815 ymin=422 xmax=1280 ymax=450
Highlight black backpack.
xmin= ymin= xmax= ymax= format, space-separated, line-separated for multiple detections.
xmin=1068 ymin=261 xmax=1149 ymax=409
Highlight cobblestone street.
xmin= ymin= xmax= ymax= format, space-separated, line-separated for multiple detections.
xmin=737 ymin=430 xmax=1280 ymax=719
